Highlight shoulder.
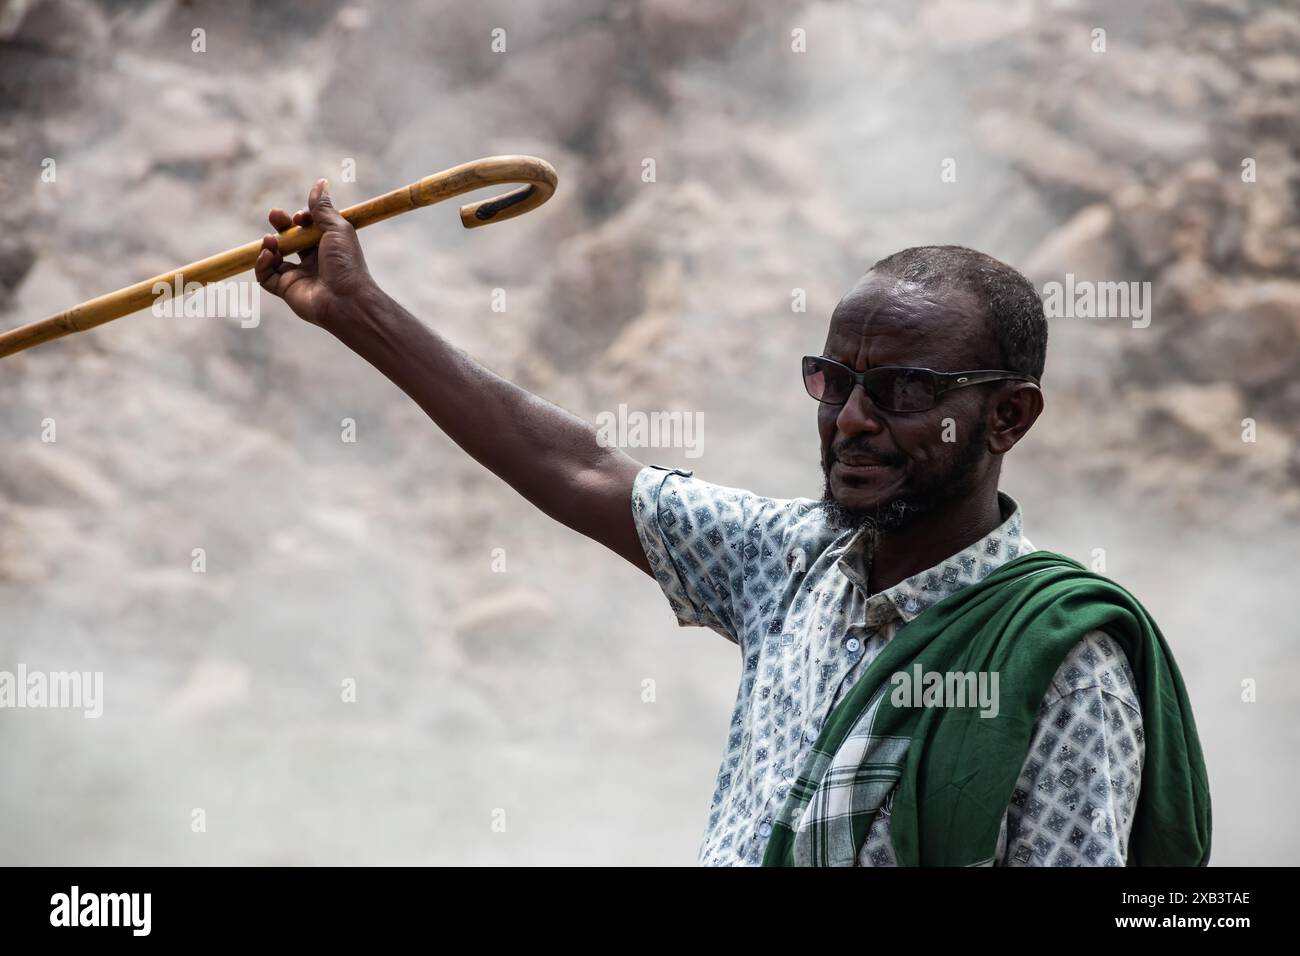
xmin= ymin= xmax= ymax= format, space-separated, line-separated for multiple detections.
xmin=1040 ymin=629 xmax=1141 ymax=717
xmin=632 ymin=465 xmax=838 ymax=553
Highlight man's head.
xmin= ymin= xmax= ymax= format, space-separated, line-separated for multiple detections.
xmin=816 ymin=245 xmax=1046 ymax=532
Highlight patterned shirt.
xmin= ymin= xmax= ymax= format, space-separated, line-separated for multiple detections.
xmin=631 ymin=465 xmax=1145 ymax=866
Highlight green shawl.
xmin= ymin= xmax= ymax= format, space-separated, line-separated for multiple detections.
xmin=762 ymin=551 xmax=1211 ymax=867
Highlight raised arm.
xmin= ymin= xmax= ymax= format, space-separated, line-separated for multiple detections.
xmin=254 ymin=178 xmax=650 ymax=574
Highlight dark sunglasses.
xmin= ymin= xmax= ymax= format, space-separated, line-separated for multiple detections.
xmin=802 ymin=355 xmax=1040 ymax=413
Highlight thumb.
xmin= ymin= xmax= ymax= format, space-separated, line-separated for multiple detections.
xmin=308 ymin=178 xmax=347 ymax=230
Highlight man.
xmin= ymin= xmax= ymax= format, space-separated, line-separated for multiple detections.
xmin=256 ymin=180 xmax=1210 ymax=867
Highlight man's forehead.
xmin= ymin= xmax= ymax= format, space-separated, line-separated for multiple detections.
xmin=824 ymin=273 xmax=994 ymax=367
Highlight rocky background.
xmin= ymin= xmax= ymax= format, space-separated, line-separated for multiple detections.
xmin=0 ymin=0 xmax=1295 ymax=864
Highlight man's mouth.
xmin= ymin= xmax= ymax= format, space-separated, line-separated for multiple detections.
xmin=831 ymin=456 xmax=898 ymax=483
xmin=834 ymin=449 xmax=899 ymax=467
xmin=836 ymin=455 xmax=894 ymax=467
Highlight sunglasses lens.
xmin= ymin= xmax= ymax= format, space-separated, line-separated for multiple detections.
xmin=869 ymin=368 xmax=936 ymax=412
xmin=803 ymin=357 xmax=848 ymax=403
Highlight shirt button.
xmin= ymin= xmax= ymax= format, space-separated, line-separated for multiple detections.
xmin=804 ymin=729 xmax=817 ymax=744
xmin=845 ymin=637 xmax=862 ymax=653
xmin=759 ymin=822 xmax=773 ymax=838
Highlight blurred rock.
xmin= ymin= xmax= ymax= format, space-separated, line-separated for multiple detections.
xmin=1242 ymin=8 xmax=1300 ymax=54
xmin=145 ymin=120 xmax=250 ymax=177
xmin=6 ymin=0 xmax=107 ymax=55
xmin=637 ymin=0 xmax=755 ymax=64
xmin=916 ymin=0 xmax=1033 ymax=51
xmin=496 ymin=26 xmax=621 ymax=147
xmin=1151 ymin=257 xmax=1221 ymax=323
xmin=0 ymin=0 xmax=108 ymax=113
xmin=1138 ymin=382 xmax=1247 ymax=458
xmin=1069 ymin=91 xmax=1209 ymax=167
xmin=0 ymin=0 xmax=33 ymax=39
xmin=1242 ymin=93 xmax=1300 ymax=144
xmin=0 ymin=445 xmax=120 ymax=508
xmin=1113 ymin=161 xmax=1241 ymax=271
xmin=976 ymin=113 xmax=1131 ymax=202
xmin=1239 ymin=144 xmax=1300 ymax=273
xmin=0 ymin=235 xmax=36 ymax=307
xmin=451 ymin=587 xmax=558 ymax=663
xmin=1171 ymin=280 xmax=1300 ymax=389
xmin=1021 ymin=203 xmax=1118 ymax=283
xmin=1248 ymin=54 xmax=1300 ymax=88
xmin=543 ymin=208 xmax=656 ymax=367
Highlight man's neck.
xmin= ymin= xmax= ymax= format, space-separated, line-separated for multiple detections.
xmin=866 ymin=490 xmax=1006 ymax=594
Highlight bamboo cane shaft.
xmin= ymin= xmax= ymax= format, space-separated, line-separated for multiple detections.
xmin=0 ymin=154 xmax=557 ymax=359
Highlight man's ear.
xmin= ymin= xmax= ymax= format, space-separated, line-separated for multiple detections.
xmin=987 ymin=383 xmax=1044 ymax=455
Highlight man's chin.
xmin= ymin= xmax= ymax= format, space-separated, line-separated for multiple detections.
xmin=830 ymin=486 xmax=887 ymax=513
xmin=819 ymin=479 xmax=930 ymax=533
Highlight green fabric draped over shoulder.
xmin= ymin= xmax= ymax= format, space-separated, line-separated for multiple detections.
xmin=762 ymin=551 xmax=1211 ymax=867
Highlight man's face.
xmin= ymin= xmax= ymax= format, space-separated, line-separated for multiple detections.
xmin=817 ymin=272 xmax=1003 ymax=531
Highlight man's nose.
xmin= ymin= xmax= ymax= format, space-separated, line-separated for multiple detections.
xmin=835 ymin=384 xmax=885 ymax=436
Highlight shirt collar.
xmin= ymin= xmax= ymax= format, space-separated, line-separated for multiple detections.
xmin=835 ymin=491 xmax=1032 ymax=625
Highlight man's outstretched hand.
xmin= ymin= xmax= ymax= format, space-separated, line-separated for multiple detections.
xmin=255 ymin=178 xmax=379 ymax=329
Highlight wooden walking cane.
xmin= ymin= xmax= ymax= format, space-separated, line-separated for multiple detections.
xmin=0 ymin=154 xmax=558 ymax=359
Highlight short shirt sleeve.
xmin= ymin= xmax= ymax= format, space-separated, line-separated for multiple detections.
xmin=630 ymin=465 xmax=804 ymax=646
xmin=1002 ymin=629 xmax=1145 ymax=866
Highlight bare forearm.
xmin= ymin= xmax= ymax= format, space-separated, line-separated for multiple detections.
xmin=326 ymin=288 xmax=649 ymax=570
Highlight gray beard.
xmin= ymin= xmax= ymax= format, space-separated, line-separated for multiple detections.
xmin=818 ymin=478 xmax=933 ymax=533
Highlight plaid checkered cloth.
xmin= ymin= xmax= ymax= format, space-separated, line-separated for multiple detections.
xmin=762 ymin=552 xmax=1211 ymax=867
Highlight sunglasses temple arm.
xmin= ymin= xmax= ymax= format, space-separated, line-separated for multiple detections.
xmin=947 ymin=371 xmax=1039 ymax=387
